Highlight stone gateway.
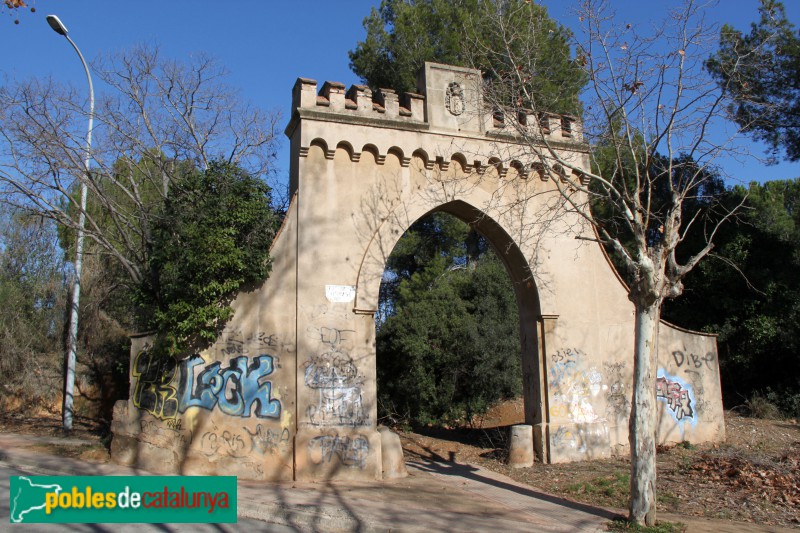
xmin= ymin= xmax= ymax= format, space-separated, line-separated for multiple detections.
xmin=111 ymin=63 xmax=725 ymax=481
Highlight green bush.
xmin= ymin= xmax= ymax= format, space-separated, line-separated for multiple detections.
xmin=745 ymin=391 xmax=784 ymax=420
xmin=758 ymin=387 xmax=800 ymax=419
xmin=138 ymin=161 xmax=279 ymax=358
xmin=377 ymin=247 xmax=522 ymax=426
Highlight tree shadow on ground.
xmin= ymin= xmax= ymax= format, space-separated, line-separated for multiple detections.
xmin=408 ymin=453 xmax=619 ymax=521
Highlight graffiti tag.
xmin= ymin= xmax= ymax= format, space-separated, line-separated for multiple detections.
xmin=671 ymin=350 xmax=715 ymax=371
xmin=308 ymin=435 xmax=369 ymax=468
xmin=179 ymin=354 xmax=281 ymax=419
xmin=132 ymin=349 xmax=179 ymax=419
xmin=245 ymin=425 xmax=290 ymax=454
xmin=656 ymin=373 xmax=694 ymax=420
xmin=603 ymin=362 xmax=628 ymax=421
xmin=304 ymin=351 xmax=365 ymax=426
xmin=304 ymin=326 xmax=366 ymax=427
xmin=139 ymin=419 xmax=191 ymax=448
xmin=548 ymin=348 xmax=602 ymax=424
xmin=200 ymin=429 xmax=248 ymax=458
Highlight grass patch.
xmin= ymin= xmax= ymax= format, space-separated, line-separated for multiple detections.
xmin=607 ymin=517 xmax=686 ymax=532
xmin=657 ymin=491 xmax=680 ymax=510
xmin=714 ymin=509 xmax=732 ymax=520
xmin=566 ymin=471 xmax=629 ymax=506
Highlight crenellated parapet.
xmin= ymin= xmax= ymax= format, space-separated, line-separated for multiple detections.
xmin=288 ymin=62 xmax=585 ymax=146
xmin=292 ymin=78 xmax=426 ymax=123
xmin=491 ymin=110 xmax=583 ymax=144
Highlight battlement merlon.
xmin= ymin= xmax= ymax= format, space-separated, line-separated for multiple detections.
xmin=286 ymin=62 xmax=584 ymax=144
xmin=290 ymin=77 xmax=426 ymax=123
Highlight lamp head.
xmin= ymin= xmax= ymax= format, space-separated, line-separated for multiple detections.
xmin=46 ymin=15 xmax=68 ymax=36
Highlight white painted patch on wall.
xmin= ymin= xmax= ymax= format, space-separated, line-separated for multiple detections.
xmin=325 ymin=285 xmax=356 ymax=303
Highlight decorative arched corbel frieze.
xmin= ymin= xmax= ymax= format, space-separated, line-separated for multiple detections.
xmin=302 ymin=138 xmax=335 ymax=160
xmin=387 ymin=147 xmax=410 ymax=167
xmin=361 ymin=144 xmax=386 ymax=165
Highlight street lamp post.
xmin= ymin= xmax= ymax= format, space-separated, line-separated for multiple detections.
xmin=47 ymin=14 xmax=94 ymax=432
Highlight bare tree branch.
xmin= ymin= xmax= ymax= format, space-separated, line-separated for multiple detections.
xmin=0 ymin=44 xmax=282 ymax=287
xmin=467 ymin=0 xmax=751 ymax=525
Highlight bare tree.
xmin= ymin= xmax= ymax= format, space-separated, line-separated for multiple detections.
xmin=0 ymin=44 xmax=282 ymax=288
xmin=471 ymin=0 xmax=750 ymax=525
xmin=0 ymin=208 xmax=66 ymax=408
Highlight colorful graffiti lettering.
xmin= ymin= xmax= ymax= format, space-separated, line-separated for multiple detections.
xmin=308 ymin=434 xmax=369 ymax=468
xmin=132 ymin=349 xmax=179 ymax=419
xmin=548 ymin=349 xmax=603 ymax=424
xmin=656 ymin=372 xmax=694 ymax=421
xmin=179 ymin=354 xmax=281 ymax=418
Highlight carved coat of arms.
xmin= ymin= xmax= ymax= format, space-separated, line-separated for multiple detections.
xmin=445 ymin=82 xmax=464 ymax=116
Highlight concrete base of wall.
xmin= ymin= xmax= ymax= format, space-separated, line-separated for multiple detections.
xmin=378 ymin=426 xmax=408 ymax=479
xmin=294 ymin=428 xmax=382 ymax=481
xmin=109 ymin=400 xmax=294 ymax=481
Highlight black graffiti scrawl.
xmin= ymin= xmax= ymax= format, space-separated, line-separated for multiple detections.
xmin=303 ymin=326 xmax=366 ymax=427
xmin=132 ymin=349 xmax=179 ymax=419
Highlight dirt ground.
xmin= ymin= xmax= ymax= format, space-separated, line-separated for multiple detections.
xmin=2 ymin=402 xmax=798 ymax=528
xmin=398 ymin=399 xmax=800 ymax=529
xmin=0 ymin=411 xmax=111 ymax=462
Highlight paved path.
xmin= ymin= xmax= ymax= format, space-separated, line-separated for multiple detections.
xmin=236 ymin=459 xmax=614 ymax=532
xmin=0 ymin=432 xmax=794 ymax=532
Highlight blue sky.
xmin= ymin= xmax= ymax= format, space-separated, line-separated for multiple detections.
xmin=2 ymin=0 xmax=799 ymax=185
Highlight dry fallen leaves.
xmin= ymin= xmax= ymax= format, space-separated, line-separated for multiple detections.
xmin=688 ymin=446 xmax=800 ymax=508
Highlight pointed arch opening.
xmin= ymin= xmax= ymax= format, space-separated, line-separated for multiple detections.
xmin=359 ymin=199 xmax=544 ymax=458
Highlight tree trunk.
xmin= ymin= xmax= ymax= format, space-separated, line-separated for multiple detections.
xmin=628 ymin=299 xmax=661 ymax=526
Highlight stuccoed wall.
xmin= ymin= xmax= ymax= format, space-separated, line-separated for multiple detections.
xmin=655 ymin=323 xmax=725 ymax=445
xmin=110 ymin=62 xmax=725 ymax=480
xmin=110 ymin=200 xmax=298 ymax=481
